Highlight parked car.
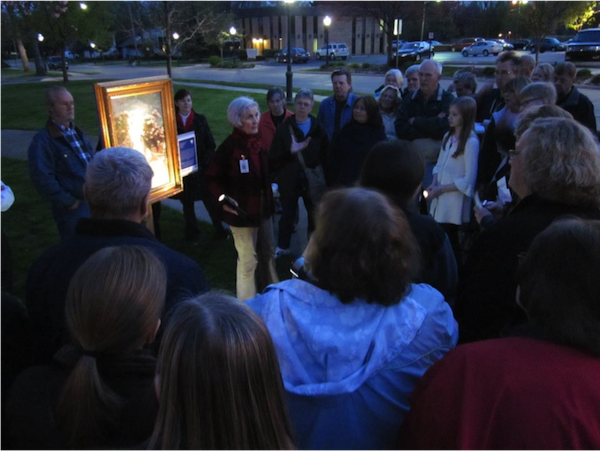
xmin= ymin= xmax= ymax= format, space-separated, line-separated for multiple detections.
xmin=566 ymin=28 xmax=600 ymax=61
xmin=509 ymin=39 xmax=532 ymax=50
xmin=315 ymin=42 xmax=349 ymax=60
xmin=462 ymin=40 xmax=503 ymax=57
xmin=391 ymin=40 xmax=405 ymax=50
xmin=451 ymin=37 xmax=478 ymax=52
xmin=530 ymin=37 xmax=566 ymax=53
xmin=494 ymin=39 xmax=514 ymax=51
xmin=46 ymin=56 xmax=68 ymax=70
xmin=391 ymin=41 xmax=434 ymax=63
xmin=275 ymin=47 xmax=310 ymax=63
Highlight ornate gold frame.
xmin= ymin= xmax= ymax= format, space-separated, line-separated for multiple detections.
xmin=94 ymin=76 xmax=182 ymax=203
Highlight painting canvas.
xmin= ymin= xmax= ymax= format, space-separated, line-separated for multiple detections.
xmin=94 ymin=77 xmax=182 ymax=202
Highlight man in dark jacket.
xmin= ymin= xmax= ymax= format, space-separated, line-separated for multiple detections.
xmin=28 ymin=86 xmax=95 ymax=239
xmin=269 ymin=88 xmax=329 ymax=258
xmin=554 ymin=62 xmax=597 ymax=134
xmin=395 ymin=59 xmax=454 ymax=188
xmin=27 ymin=147 xmax=209 ymax=364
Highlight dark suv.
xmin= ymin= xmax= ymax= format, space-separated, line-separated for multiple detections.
xmin=566 ymin=28 xmax=600 ymax=61
xmin=530 ymin=37 xmax=566 ymax=54
xmin=47 ymin=56 xmax=69 ymax=70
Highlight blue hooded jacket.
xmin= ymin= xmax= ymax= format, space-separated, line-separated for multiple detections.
xmin=248 ymin=279 xmax=458 ymax=450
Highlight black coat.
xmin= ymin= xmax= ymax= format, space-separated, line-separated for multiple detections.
xmin=6 ymin=345 xmax=158 ymax=450
xmin=26 ymin=218 xmax=209 ymax=365
xmin=329 ymin=121 xmax=387 ymax=187
xmin=558 ymin=87 xmax=597 ymax=135
xmin=268 ymin=115 xmax=329 ymax=198
xmin=456 ymin=195 xmax=600 ymax=343
xmin=174 ymin=110 xmax=216 ymax=202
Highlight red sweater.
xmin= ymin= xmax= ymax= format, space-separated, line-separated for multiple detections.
xmin=398 ymin=337 xmax=600 ymax=450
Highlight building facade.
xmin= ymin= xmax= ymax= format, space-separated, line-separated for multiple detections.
xmin=233 ymin=2 xmax=387 ymax=56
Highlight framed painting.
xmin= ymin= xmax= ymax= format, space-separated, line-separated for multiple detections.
xmin=94 ymin=76 xmax=182 ymax=203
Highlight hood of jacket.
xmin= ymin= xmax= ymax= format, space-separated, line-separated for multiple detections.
xmin=248 ymin=279 xmax=431 ymax=396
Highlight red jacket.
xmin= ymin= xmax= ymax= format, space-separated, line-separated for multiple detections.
xmin=257 ymin=109 xmax=292 ymax=152
xmin=398 ymin=337 xmax=600 ymax=450
xmin=205 ymin=128 xmax=274 ymax=227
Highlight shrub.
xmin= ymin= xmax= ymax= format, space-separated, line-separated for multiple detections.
xmin=237 ymin=49 xmax=248 ymax=60
xmin=349 ymin=62 xmax=361 ymax=69
xmin=362 ymin=62 xmax=372 ymax=69
xmin=482 ymin=66 xmax=496 ymax=78
xmin=591 ymin=74 xmax=600 ymax=85
xmin=263 ymin=49 xmax=278 ymax=58
xmin=256 ymin=55 xmax=265 ymax=61
xmin=577 ymin=68 xmax=592 ymax=80
xmin=208 ymin=55 xmax=221 ymax=67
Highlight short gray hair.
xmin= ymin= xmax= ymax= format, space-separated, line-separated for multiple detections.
xmin=455 ymin=71 xmax=478 ymax=93
xmin=227 ymin=96 xmax=259 ymax=129
xmin=46 ymin=86 xmax=70 ymax=107
xmin=295 ymin=88 xmax=314 ymax=103
xmin=519 ymin=82 xmax=557 ymax=106
xmin=420 ymin=59 xmax=442 ymax=75
xmin=532 ymin=63 xmax=554 ymax=82
xmin=384 ymin=69 xmax=404 ymax=87
xmin=405 ymin=64 xmax=420 ymax=78
xmin=86 ymin=147 xmax=153 ymax=218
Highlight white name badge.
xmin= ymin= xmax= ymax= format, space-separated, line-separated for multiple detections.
xmin=239 ymin=159 xmax=249 ymax=174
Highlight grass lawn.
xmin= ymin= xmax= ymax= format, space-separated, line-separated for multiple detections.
xmin=177 ymin=78 xmax=334 ymax=98
xmin=0 ymin=79 xmax=309 ymax=143
xmin=1 ymin=80 xmax=300 ymax=300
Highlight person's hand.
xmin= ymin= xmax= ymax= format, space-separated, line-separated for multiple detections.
xmin=437 ymin=111 xmax=447 ymax=118
xmin=69 ymin=199 xmax=81 ymax=210
xmin=473 ymin=205 xmax=492 ymax=224
xmin=482 ymin=200 xmax=505 ymax=219
xmin=428 ymin=185 xmax=443 ymax=199
xmin=291 ymin=135 xmax=311 ymax=154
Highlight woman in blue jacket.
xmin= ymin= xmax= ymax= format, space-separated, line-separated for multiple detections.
xmin=248 ymin=187 xmax=458 ymax=450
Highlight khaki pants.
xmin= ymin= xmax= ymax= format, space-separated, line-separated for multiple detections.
xmin=230 ymin=217 xmax=278 ymax=301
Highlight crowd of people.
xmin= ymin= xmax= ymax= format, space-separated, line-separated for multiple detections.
xmin=2 ymin=50 xmax=600 ymax=449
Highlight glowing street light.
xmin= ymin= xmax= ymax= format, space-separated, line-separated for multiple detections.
xmin=323 ymin=16 xmax=332 ymax=68
xmin=79 ymin=2 xmax=87 ymax=10
xmin=37 ymin=33 xmax=44 ymax=42
xmin=90 ymin=42 xmax=96 ymax=49
xmin=172 ymin=32 xmax=180 ymax=41
xmin=230 ymin=26 xmax=237 ymax=36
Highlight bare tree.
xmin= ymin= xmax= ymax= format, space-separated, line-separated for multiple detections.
xmin=2 ymin=1 xmax=31 ymax=71
xmin=142 ymin=2 xmax=230 ymax=78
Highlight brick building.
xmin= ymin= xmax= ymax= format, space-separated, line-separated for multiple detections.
xmin=232 ymin=2 xmax=388 ymax=56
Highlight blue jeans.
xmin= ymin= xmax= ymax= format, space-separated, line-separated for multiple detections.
xmin=51 ymin=201 xmax=90 ymax=240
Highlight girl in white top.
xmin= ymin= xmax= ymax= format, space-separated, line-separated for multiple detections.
xmin=427 ymin=96 xmax=479 ymax=265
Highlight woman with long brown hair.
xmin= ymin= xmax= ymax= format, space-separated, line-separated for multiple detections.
xmin=7 ymin=246 xmax=166 ymax=449
xmin=148 ymin=291 xmax=294 ymax=450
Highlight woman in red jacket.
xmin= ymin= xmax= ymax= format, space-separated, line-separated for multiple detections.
xmin=205 ymin=97 xmax=278 ymax=300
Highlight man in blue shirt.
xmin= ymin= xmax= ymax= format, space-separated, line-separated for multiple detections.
xmin=28 ymin=86 xmax=94 ymax=239
xmin=317 ymin=67 xmax=358 ymax=142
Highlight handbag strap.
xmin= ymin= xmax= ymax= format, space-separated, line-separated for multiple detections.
xmin=289 ymin=125 xmax=308 ymax=170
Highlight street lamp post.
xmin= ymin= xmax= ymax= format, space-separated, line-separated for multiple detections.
xmin=284 ymin=0 xmax=295 ymax=104
xmin=323 ymin=16 xmax=331 ymax=69
xmin=172 ymin=32 xmax=180 ymax=66
xmin=230 ymin=26 xmax=237 ymax=66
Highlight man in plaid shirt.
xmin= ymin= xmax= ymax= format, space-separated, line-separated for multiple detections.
xmin=28 ymin=86 xmax=95 ymax=239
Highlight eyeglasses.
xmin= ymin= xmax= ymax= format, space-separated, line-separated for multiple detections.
xmin=520 ymin=97 xmax=542 ymax=107
xmin=509 ymin=149 xmax=522 ymax=159
xmin=495 ymin=70 xmax=513 ymax=77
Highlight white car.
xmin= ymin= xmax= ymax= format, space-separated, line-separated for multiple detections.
xmin=315 ymin=43 xmax=349 ymax=60
xmin=462 ymin=40 xmax=503 ymax=57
